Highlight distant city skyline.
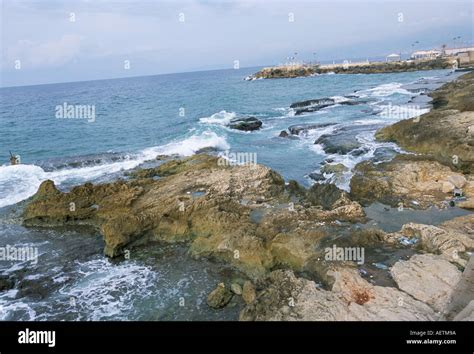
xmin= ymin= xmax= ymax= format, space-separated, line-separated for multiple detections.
xmin=1 ymin=0 xmax=472 ymax=87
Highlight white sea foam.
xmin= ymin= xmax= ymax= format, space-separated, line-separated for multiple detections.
xmin=199 ymin=110 xmax=236 ymax=126
xmin=330 ymin=95 xmax=351 ymax=103
xmin=58 ymin=258 xmax=157 ymax=321
xmin=0 ymin=131 xmax=229 ymax=208
xmin=143 ymin=130 xmax=230 ymax=157
xmin=0 ymin=165 xmax=46 ymax=208
xmin=359 ymin=82 xmax=412 ymax=97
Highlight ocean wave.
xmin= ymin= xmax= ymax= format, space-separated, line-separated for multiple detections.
xmin=0 ymin=165 xmax=46 ymax=208
xmin=57 ymin=258 xmax=158 ymax=321
xmin=358 ymin=82 xmax=412 ymax=97
xmin=0 ymin=131 xmax=229 ymax=208
xmin=142 ymin=130 xmax=229 ymax=157
xmin=199 ymin=110 xmax=236 ymax=126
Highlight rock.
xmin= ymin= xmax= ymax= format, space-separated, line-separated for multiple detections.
xmin=290 ymin=98 xmax=335 ymax=115
xmin=242 ymin=281 xmax=256 ymax=304
xmin=440 ymin=214 xmax=474 ymax=236
xmin=23 ymin=153 xmax=366 ymax=281
xmin=315 ymin=124 xmax=383 ymax=155
xmin=376 ymin=72 xmax=474 ymax=173
xmin=320 ymin=163 xmax=349 ymax=175
xmin=349 ymin=154 xmax=474 ymax=208
xmin=453 ymin=300 xmax=474 ymax=321
xmin=229 ymin=117 xmax=262 ymax=131
xmin=0 ymin=276 xmax=14 ymax=292
xmin=448 ymin=175 xmax=467 ymax=188
xmin=270 ymin=229 xmax=326 ymax=270
xmin=306 ymin=183 xmax=351 ymax=210
xmin=240 ymin=269 xmax=437 ymax=321
xmin=391 ymin=254 xmax=462 ymax=313
xmin=349 ymin=148 xmax=368 ymax=157
xmin=315 ymin=134 xmax=361 ymax=155
xmin=231 ymin=283 xmax=243 ymax=295
xmin=308 ymin=172 xmax=325 ymax=181
xmin=17 ymin=276 xmax=59 ymax=300
xmin=278 ymin=130 xmax=289 ymax=138
xmin=397 ymin=223 xmax=473 ymax=266
xmin=372 ymin=147 xmax=398 ymax=163
xmin=457 ymin=199 xmax=474 ymax=209
xmin=207 ymin=283 xmax=233 ymax=308
xmin=252 ymin=59 xmax=454 ymax=79
xmin=288 ymin=123 xmax=335 ymax=135
xmin=444 ymin=255 xmax=474 ymax=320
xmin=441 ymin=181 xmax=455 ymax=193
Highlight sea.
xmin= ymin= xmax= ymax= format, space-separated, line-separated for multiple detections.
xmin=0 ymin=66 xmax=468 ymax=320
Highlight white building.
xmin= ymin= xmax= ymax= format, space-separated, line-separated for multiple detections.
xmin=410 ymin=50 xmax=442 ymax=60
xmin=386 ymin=53 xmax=401 ymax=62
xmin=444 ymin=47 xmax=474 ymax=56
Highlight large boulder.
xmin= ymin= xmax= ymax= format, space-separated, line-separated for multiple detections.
xmin=240 ymin=268 xmax=437 ymax=321
xmin=391 ymin=254 xmax=462 ymax=313
xmin=23 ymin=154 xmax=364 ymax=281
xmin=350 ymin=154 xmax=474 ymax=208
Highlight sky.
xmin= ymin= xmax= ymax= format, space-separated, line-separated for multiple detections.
xmin=0 ymin=0 xmax=472 ymax=87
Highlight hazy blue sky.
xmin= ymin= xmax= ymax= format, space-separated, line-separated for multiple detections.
xmin=1 ymin=0 xmax=472 ymax=87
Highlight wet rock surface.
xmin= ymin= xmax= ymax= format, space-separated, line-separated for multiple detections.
xmin=22 ymin=154 xmax=364 ymax=281
xmin=207 ymin=283 xmax=233 ymax=308
xmin=376 ymin=72 xmax=474 ymax=174
xmin=350 ymin=154 xmax=474 ymax=209
xmin=240 ymin=268 xmax=438 ymax=321
xmin=315 ymin=124 xmax=383 ymax=155
xmin=229 ymin=117 xmax=263 ymax=131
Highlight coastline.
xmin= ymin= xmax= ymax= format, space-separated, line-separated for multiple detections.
xmin=248 ymin=57 xmax=457 ymax=80
xmin=7 ymin=71 xmax=472 ymax=321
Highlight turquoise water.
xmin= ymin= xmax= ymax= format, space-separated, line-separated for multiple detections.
xmin=0 ymin=67 xmax=464 ymax=320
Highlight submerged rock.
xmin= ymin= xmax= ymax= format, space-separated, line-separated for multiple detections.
xmin=0 ymin=276 xmax=14 ymax=292
xmin=288 ymin=123 xmax=335 ymax=135
xmin=290 ymin=98 xmax=359 ymax=115
xmin=314 ymin=124 xmax=382 ymax=155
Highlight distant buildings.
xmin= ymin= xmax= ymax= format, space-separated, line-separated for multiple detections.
xmin=444 ymin=46 xmax=474 ymax=56
xmin=410 ymin=50 xmax=442 ymax=60
xmin=386 ymin=53 xmax=401 ymax=62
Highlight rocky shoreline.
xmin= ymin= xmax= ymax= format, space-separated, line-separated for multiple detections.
xmin=15 ymin=72 xmax=474 ymax=321
xmin=248 ymin=58 xmax=455 ymax=80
